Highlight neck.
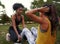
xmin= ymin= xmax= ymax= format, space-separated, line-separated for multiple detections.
xmin=16 ymin=13 xmax=21 ymax=16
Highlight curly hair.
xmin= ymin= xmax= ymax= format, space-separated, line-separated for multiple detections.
xmin=13 ymin=3 xmax=24 ymax=10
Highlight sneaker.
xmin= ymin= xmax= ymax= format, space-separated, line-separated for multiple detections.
xmin=6 ymin=33 xmax=10 ymax=41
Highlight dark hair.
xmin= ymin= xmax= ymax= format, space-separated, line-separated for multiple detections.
xmin=13 ymin=3 xmax=24 ymax=10
xmin=43 ymin=4 xmax=59 ymax=35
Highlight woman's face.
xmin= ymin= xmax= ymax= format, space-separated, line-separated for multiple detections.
xmin=16 ymin=7 xmax=23 ymax=14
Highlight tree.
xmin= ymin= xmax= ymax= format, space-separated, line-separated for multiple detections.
xmin=30 ymin=0 xmax=44 ymax=9
xmin=30 ymin=0 xmax=54 ymax=9
xmin=52 ymin=0 xmax=60 ymax=16
xmin=0 ymin=1 xmax=5 ymax=13
xmin=0 ymin=1 xmax=11 ymax=24
xmin=22 ymin=8 xmax=32 ymax=22
xmin=30 ymin=0 xmax=60 ymax=17
xmin=0 ymin=1 xmax=5 ymax=8
xmin=1 ymin=14 xmax=11 ymax=24
xmin=0 ymin=1 xmax=5 ymax=23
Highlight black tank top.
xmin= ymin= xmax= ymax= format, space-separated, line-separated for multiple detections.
xmin=15 ymin=14 xmax=22 ymax=26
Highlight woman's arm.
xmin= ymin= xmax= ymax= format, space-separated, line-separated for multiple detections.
xmin=25 ymin=7 xmax=49 ymax=24
xmin=12 ymin=15 xmax=19 ymax=36
xmin=25 ymin=8 xmax=44 ymax=24
xmin=21 ymin=15 xmax=26 ymax=28
xmin=12 ymin=15 xmax=21 ymax=41
xmin=25 ymin=7 xmax=49 ymax=31
xmin=26 ymin=7 xmax=49 ymax=14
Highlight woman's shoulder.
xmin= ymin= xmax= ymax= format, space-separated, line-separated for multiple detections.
xmin=11 ymin=14 xmax=16 ymax=19
xmin=21 ymin=15 xmax=24 ymax=19
xmin=45 ymin=17 xmax=50 ymax=24
xmin=21 ymin=15 xmax=24 ymax=17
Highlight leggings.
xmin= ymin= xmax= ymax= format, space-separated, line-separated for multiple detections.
xmin=9 ymin=26 xmax=22 ymax=43
xmin=9 ymin=26 xmax=37 ymax=44
xmin=21 ymin=27 xmax=37 ymax=44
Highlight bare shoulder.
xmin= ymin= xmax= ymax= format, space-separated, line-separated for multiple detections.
xmin=11 ymin=14 xmax=16 ymax=19
xmin=21 ymin=15 xmax=24 ymax=18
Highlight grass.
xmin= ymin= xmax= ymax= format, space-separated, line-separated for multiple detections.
xmin=56 ymin=28 xmax=60 ymax=44
xmin=0 ymin=23 xmax=60 ymax=44
xmin=0 ymin=23 xmax=38 ymax=44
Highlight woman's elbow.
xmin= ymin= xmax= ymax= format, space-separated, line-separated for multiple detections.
xmin=25 ymin=11 xmax=31 ymax=16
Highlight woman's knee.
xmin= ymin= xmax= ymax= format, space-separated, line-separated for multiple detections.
xmin=31 ymin=27 xmax=37 ymax=32
xmin=23 ymin=27 xmax=30 ymax=32
xmin=31 ymin=27 xmax=36 ymax=30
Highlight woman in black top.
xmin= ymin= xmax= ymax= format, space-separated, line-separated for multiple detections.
xmin=8 ymin=3 xmax=25 ymax=43
xmin=6 ymin=3 xmax=36 ymax=44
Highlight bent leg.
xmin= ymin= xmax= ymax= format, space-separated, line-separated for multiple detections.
xmin=31 ymin=27 xmax=37 ymax=40
xmin=21 ymin=28 xmax=35 ymax=44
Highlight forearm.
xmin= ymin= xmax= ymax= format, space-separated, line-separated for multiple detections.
xmin=25 ymin=8 xmax=44 ymax=24
xmin=25 ymin=7 xmax=48 ymax=14
xmin=25 ymin=8 xmax=38 ymax=14
xmin=12 ymin=16 xmax=19 ymax=36
xmin=13 ymin=26 xmax=19 ymax=36
xmin=22 ymin=15 xmax=26 ymax=28
xmin=22 ymin=19 xmax=26 ymax=28
xmin=22 ymin=23 xmax=26 ymax=28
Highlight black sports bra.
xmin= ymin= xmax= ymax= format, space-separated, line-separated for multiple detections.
xmin=15 ymin=14 xmax=22 ymax=26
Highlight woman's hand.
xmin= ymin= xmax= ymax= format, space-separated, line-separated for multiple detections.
xmin=37 ymin=6 xmax=49 ymax=12
xmin=17 ymin=34 xmax=22 ymax=42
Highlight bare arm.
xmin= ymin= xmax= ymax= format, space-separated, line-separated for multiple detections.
xmin=12 ymin=15 xmax=19 ymax=36
xmin=25 ymin=8 xmax=44 ymax=24
xmin=21 ymin=15 xmax=25 ymax=28
xmin=25 ymin=7 xmax=49 ymax=24
xmin=25 ymin=7 xmax=49 ymax=31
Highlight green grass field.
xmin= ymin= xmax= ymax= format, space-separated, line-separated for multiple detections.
xmin=0 ymin=23 xmax=60 ymax=44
